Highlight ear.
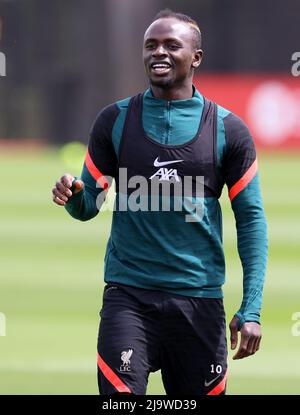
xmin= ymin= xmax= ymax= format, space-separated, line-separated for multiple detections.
xmin=192 ymin=49 xmax=203 ymax=68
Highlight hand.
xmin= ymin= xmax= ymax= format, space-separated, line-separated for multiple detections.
xmin=52 ymin=173 xmax=84 ymax=206
xmin=229 ymin=315 xmax=262 ymax=360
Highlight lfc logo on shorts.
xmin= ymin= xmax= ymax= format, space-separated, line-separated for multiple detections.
xmin=120 ymin=348 xmax=133 ymax=372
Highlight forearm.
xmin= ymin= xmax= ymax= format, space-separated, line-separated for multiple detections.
xmin=64 ymin=166 xmax=106 ymax=221
xmin=64 ymin=184 xmax=100 ymax=221
xmin=232 ymin=175 xmax=268 ymax=324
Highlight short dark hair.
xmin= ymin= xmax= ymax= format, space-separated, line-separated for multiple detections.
xmin=152 ymin=9 xmax=202 ymax=49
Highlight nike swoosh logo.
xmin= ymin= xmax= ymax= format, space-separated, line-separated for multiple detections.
xmin=204 ymin=375 xmax=221 ymax=387
xmin=153 ymin=157 xmax=184 ymax=167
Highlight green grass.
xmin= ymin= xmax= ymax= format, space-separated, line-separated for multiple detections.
xmin=0 ymin=149 xmax=300 ymax=394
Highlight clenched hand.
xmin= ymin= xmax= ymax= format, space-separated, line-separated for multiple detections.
xmin=52 ymin=173 xmax=84 ymax=206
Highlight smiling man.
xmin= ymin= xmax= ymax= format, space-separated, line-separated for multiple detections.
xmin=143 ymin=14 xmax=202 ymax=98
xmin=52 ymin=9 xmax=268 ymax=395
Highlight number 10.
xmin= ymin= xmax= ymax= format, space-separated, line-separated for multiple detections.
xmin=210 ymin=364 xmax=222 ymax=374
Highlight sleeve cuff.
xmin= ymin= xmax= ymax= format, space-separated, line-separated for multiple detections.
xmin=235 ymin=312 xmax=260 ymax=330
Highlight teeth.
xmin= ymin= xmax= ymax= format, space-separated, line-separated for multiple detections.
xmin=152 ymin=64 xmax=170 ymax=68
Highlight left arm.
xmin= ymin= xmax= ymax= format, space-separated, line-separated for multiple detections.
xmin=222 ymin=113 xmax=268 ymax=359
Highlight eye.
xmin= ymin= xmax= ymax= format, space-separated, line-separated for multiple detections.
xmin=167 ymin=44 xmax=181 ymax=51
xmin=145 ymin=43 xmax=155 ymax=50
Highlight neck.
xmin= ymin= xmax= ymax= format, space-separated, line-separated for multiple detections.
xmin=150 ymin=82 xmax=194 ymax=101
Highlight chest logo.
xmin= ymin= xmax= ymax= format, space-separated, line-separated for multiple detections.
xmin=153 ymin=157 xmax=184 ymax=167
xmin=150 ymin=167 xmax=180 ymax=182
xmin=151 ymin=158 xmax=184 ymax=182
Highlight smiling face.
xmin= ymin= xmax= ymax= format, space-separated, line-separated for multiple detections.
xmin=143 ymin=17 xmax=202 ymax=97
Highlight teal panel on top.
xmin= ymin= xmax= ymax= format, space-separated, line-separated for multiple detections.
xmin=104 ymin=194 xmax=225 ymax=298
xmin=112 ymin=97 xmax=131 ymax=156
xmin=142 ymin=88 xmax=204 ymax=145
xmin=111 ymin=88 xmax=206 ymax=155
xmin=216 ymin=105 xmax=231 ymax=175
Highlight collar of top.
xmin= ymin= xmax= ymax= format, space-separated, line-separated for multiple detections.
xmin=144 ymin=85 xmax=203 ymax=109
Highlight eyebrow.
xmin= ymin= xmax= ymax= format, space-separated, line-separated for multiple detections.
xmin=144 ymin=37 xmax=182 ymax=44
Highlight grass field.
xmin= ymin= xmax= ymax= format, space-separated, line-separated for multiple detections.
xmin=0 ymin=148 xmax=300 ymax=394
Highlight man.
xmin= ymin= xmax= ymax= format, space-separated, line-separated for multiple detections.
xmin=52 ymin=9 xmax=268 ymax=395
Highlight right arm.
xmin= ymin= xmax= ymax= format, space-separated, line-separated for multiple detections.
xmin=52 ymin=104 xmax=119 ymax=221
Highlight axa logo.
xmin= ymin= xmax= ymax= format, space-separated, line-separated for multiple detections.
xmin=0 ymin=52 xmax=6 ymax=77
xmin=150 ymin=157 xmax=183 ymax=182
xmin=120 ymin=348 xmax=133 ymax=372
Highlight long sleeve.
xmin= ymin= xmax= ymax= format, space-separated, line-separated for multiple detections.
xmin=222 ymin=113 xmax=268 ymax=326
xmin=65 ymin=104 xmax=120 ymax=221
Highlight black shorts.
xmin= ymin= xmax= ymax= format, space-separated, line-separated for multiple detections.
xmin=97 ymin=283 xmax=228 ymax=395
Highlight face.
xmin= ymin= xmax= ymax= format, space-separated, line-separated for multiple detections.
xmin=143 ymin=18 xmax=202 ymax=90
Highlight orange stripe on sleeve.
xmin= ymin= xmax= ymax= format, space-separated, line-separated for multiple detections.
xmin=85 ymin=151 xmax=109 ymax=192
xmin=207 ymin=368 xmax=229 ymax=395
xmin=97 ymin=353 xmax=131 ymax=394
xmin=229 ymin=158 xmax=258 ymax=202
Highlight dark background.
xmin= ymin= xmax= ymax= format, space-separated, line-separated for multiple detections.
xmin=0 ymin=0 xmax=299 ymax=142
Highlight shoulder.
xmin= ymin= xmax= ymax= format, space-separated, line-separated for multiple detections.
xmin=93 ymin=97 xmax=131 ymax=126
xmin=213 ymin=102 xmax=253 ymax=150
xmin=215 ymin=103 xmax=250 ymax=135
xmin=116 ymin=96 xmax=132 ymax=111
xmin=90 ymin=96 xmax=132 ymax=136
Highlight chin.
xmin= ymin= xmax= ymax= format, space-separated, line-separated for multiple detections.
xmin=149 ymin=77 xmax=174 ymax=89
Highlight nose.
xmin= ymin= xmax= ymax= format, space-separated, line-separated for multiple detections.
xmin=152 ymin=44 xmax=167 ymax=57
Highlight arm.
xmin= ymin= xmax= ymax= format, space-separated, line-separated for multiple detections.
xmin=52 ymin=104 xmax=119 ymax=220
xmin=222 ymin=113 xmax=268 ymax=359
